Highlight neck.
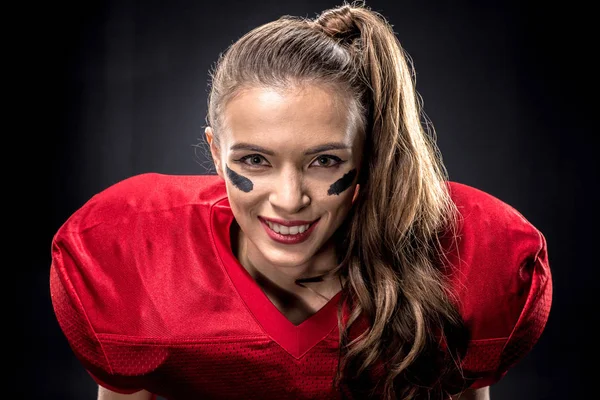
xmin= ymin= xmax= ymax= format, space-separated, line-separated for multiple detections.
xmin=231 ymin=220 xmax=342 ymax=299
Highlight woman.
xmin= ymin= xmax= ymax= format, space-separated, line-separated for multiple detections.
xmin=50 ymin=2 xmax=552 ymax=399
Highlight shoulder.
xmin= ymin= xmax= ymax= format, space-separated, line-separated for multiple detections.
xmin=49 ymin=173 xmax=230 ymax=392
xmin=57 ymin=172 xmax=226 ymax=233
xmin=51 ymin=172 xmax=227 ymax=310
xmin=445 ymin=181 xmax=547 ymax=289
xmin=444 ymin=182 xmax=549 ymax=306
xmin=446 ymin=181 xmax=538 ymax=232
xmin=50 ymin=172 xmax=229 ymax=336
xmin=444 ymin=181 xmax=552 ymax=388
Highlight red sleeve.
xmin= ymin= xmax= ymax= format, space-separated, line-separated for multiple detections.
xmin=445 ymin=183 xmax=553 ymax=389
xmin=467 ymin=231 xmax=552 ymax=389
xmin=49 ymin=234 xmax=145 ymax=394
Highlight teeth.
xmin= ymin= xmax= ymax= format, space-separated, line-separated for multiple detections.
xmin=265 ymin=220 xmax=311 ymax=235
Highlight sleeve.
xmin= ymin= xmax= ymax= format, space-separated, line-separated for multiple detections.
xmin=49 ymin=233 xmax=146 ymax=394
xmin=462 ymin=225 xmax=553 ymax=389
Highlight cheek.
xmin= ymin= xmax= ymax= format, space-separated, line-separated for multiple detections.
xmin=225 ymin=184 xmax=261 ymax=219
xmin=319 ymin=184 xmax=355 ymax=214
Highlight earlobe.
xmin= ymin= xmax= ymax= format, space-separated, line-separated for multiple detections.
xmin=205 ymin=127 xmax=224 ymax=178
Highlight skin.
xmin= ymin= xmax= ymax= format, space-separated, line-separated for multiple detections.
xmin=206 ymin=84 xmax=363 ymax=309
xmin=97 ymin=387 xmax=152 ymax=399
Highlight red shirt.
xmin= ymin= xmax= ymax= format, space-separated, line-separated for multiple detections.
xmin=49 ymin=173 xmax=552 ymax=399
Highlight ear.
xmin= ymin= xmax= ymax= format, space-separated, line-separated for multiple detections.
xmin=352 ymin=183 xmax=360 ymax=204
xmin=205 ymin=127 xmax=224 ymax=178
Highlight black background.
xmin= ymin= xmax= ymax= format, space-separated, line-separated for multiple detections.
xmin=15 ymin=0 xmax=595 ymax=399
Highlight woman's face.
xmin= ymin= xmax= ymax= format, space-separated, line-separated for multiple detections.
xmin=206 ymin=84 xmax=363 ymax=272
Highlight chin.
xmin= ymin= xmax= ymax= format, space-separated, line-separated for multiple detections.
xmin=261 ymin=245 xmax=316 ymax=268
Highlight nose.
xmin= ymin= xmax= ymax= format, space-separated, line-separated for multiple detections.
xmin=269 ymin=168 xmax=310 ymax=214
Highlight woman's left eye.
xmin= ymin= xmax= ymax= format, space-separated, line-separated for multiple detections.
xmin=237 ymin=154 xmax=269 ymax=167
xmin=310 ymin=155 xmax=343 ymax=168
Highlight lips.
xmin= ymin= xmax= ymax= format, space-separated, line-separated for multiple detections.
xmin=259 ymin=217 xmax=320 ymax=245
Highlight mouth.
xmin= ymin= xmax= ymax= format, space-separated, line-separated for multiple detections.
xmin=258 ymin=217 xmax=320 ymax=244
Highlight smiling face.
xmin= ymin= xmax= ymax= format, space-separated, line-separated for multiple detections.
xmin=206 ymin=84 xmax=363 ymax=277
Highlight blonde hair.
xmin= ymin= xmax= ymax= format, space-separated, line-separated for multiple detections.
xmin=205 ymin=2 xmax=469 ymax=398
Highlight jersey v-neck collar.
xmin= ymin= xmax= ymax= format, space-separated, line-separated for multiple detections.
xmin=210 ymin=197 xmax=342 ymax=359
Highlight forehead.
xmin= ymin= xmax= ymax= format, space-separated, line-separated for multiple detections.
xmin=222 ymin=85 xmax=358 ymax=150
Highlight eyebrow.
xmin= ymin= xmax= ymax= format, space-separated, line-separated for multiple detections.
xmin=229 ymin=142 xmax=351 ymax=156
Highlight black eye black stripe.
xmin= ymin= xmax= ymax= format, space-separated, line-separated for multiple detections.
xmin=327 ymin=169 xmax=357 ymax=196
xmin=226 ymin=165 xmax=357 ymax=196
xmin=226 ymin=164 xmax=253 ymax=192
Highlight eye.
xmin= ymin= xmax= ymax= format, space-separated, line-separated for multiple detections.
xmin=311 ymin=155 xmax=343 ymax=168
xmin=236 ymin=154 xmax=270 ymax=168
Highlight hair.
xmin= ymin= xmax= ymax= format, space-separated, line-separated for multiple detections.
xmin=204 ymin=1 xmax=471 ymax=398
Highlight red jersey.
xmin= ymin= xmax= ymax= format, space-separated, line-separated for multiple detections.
xmin=49 ymin=173 xmax=552 ymax=399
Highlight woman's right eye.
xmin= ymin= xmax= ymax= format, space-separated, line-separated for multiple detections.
xmin=236 ymin=154 xmax=269 ymax=168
